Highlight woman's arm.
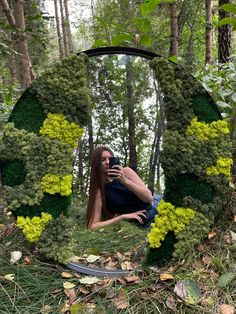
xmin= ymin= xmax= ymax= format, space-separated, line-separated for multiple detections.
xmin=107 ymin=166 xmax=153 ymax=204
xmin=88 ymin=189 xmax=147 ymax=230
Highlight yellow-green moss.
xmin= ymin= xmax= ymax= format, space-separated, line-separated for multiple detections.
xmin=17 ymin=212 xmax=52 ymax=242
xmin=41 ymin=174 xmax=72 ymax=196
xmin=40 ymin=113 xmax=84 ymax=147
xmin=206 ymin=157 xmax=233 ymax=179
xmin=148 ymin=200 xmax=196 ymax=248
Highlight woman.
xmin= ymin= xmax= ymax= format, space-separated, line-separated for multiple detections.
xmin=86 ymin=146 xmax=161 ymax=229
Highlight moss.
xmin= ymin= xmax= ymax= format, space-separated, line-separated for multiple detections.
xmin=1 ymin=160 xmax=26 ymax=187
xmin=146 ymin=231 xmax=177 ymax=267
xmin=12 ymin=193 xmax=72 ymax=219
xmin=8 ymin=90 xmax=46 ymax=133
xmin=192 ymin=93 xmax=222 ymax=123
xmin=164 ymin=174 xmax=213 ymax=207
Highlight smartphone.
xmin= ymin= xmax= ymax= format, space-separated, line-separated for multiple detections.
xmin=109 ymin=157 xmax=120 ymax=169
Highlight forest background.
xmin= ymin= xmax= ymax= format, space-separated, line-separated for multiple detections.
xmin=0 ymin=1 xmax=236 ymax=313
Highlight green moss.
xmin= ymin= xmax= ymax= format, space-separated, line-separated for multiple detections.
xmin=8 ymin=90 xmax=46 ymax=133
xmin=192 ymin=93 xmax=222 ymax=123
xmin=1 ymin=160 xmax=26 ymax=187
xmin=146 ymin=231 xmax=177 ymax=267
xmin=12 ymin=193 xmax=72 ymax=218
xmin=164 ymin=174 xmax=213 ymax=207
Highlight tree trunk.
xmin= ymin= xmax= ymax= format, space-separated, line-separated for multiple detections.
xmin=169 ymin=2 xmax=178 ymax=57
xmin=126 ymin=58 xmax=137 ymax=172
xmin=218 ymin=0 xmax=232 ymax=63
xmin=54 ymin=0 xmax=64 ymax=59
xmin=59 ymin=0 xmax=69 ymax=56
xmin=0 ymin=0 xmax=34 ymax=88
xmin=205 ymin=0 xmax=212 ymax=64
xmin=64 ymin=0 xmax=73 ymax=53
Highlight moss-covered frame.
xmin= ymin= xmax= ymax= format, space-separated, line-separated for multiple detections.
xmin=0 ymin=47 xmax=232 ymax=267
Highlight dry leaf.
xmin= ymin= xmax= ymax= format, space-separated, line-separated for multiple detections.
xmin=106 ymin=259 xmax=118 ymax=268
xmin=230 ymin=230 xmax=236 ymax=243
xmin=40 ymin=305 xmax=52 ymax=314
xmin=79 ymin=277 xmax=100 ymax=285
xmin=223 ymin=235 xmax=232 ymax=244
xmin=117 ymin=277 xmax=126 ymax=285
xmin=10 ymin=251 xmax=22 ymax=264
xmin=208 ymin=231 xmax=217 ymax=239
xmin=160 ymin=273 xmax=174 ymax=281
xmin=79 ymin=286 xmax=90 ymax=295
xmin=74 ymin=273 xmax=81 ymax=279
xmin=125 ymin=275 xmax=140 ymax=283
xmin=63 ymin=282 xmax=76 ymax=289
xmin=121 ymin=261 xmax=135 ymax=270
xmin=234 ymin=215 xmax=236 ymax=222
xmin=114 ymin=290 xmax=129 ymax=309
xmin=23 ymin=256 xmax=32 ymax=265
xmin=64 ymin=288 xmax=77 ymax=305
xmin=61 ymin=272 xmax=74 ymax=279
xmin=69 ymin=255 xmax=85 ymax=263
xmin=201 ymin=255 xmax=213 ymax=266
xmin=220 ymin=304 xmax=235 ymax=314
xmin=166 ymin=296 xmax=177 ymax=311
xmin=51 ymin=288 xmax=62 ymax=295
xmin=86 ymin=255 xmax=100 ymax=263
xmin=4 ymin=274 xmax=15 ymax=281
xmin=197 ymin=243 xmax=210 ymax=253
xmin=201 ymin=297 xmax=215 ymax=306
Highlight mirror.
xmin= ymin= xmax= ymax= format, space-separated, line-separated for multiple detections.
xmin=72 ymin=53 xmax=166 ymax=202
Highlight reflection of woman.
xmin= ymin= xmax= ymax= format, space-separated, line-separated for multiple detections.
xmin=86 ymin=146 xmax=162 ymax=229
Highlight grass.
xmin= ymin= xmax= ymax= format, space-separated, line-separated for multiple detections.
xmin=0 ymin=199 xmax=235 ymax=313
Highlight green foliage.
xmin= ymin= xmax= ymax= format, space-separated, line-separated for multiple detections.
xmin=29 ymin=54 xmax=90 ymax=126
xmin=37 ymin=215 xmax=75 ymax=264
xmin=191 ymin=94 xmax=222 ymax=123
xmin=140 ymin=0 xmax=175 ymax=18
xmin=217 ymin=272 xmax=236 ymax=288
xmin=1 ymin=159 xmax=26 ymax=187
xmin=216 ymin=4 xmax=236 ymax=30
xmin=8 ymin=90 xmax=46 ymax=133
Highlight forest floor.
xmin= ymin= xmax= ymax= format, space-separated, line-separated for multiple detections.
xmin=0 ymin=202 xmax=236 ymax=314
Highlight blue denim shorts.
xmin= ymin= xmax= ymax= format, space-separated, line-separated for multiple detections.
xmin=142 ymin=193 xmax=162 ymax=228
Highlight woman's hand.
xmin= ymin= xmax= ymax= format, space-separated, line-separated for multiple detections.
xmin=107 ymin=166 xmax=127 ymax=184
xmin=122 ymin=210 xmax=147 ymax=224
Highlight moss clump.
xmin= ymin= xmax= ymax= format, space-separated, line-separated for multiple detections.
xmin=12 ymin=193 xmax=72 ymax=219
xmin=164 ymin=174 xmax=213 ymax=207
xmin=8 ymin=90 xmax=46 ymax=133
xmin=1 ymin=159 xmax=26 ymax=187
xmin=29 ymin=54 xmax=90 ymax=126
xmin=191 ymin=93 xmax=222 ymax=123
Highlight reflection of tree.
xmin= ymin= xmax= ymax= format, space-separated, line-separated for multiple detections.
xmin=73 ymin=54 xmax=165 ymax=198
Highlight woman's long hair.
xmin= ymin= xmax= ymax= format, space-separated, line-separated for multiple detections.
xmin=86 ymin=146 xmax=114 ymax=228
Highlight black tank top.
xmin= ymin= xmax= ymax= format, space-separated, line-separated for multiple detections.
xmin=104 ymin=180 xmax=150 ymax=215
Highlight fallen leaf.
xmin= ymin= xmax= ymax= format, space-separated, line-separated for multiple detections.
xmin=217 ymin=272 xmax=236 ymax=288
xmin=125 ymin=275 xmax=140 ymax=283
xmin=114 ymin=290 xmax=129 ymax=309
xmin=201 ymin=255 xmax=213 ymax=266
xmin=61 ymin=272 xmax=74 ymax=279
xmin=64 ymin=288 xmax=77 ymax=305
xmin=223 ymin=235 xmax=232 ymax=244
xmin=63 ymin=282 xmax=76 ymax=289
xmin=106 ymin=259 xmax=119 ymax=268
xmin=79 ymin=286 xmax=90 ymax=294
xmin=234 ymin=215 xmax=236 ymax=222
xmin=86 ymin=255 xmax=100 ymax=263
xmin=69 ymin=255 xmax=85 ymax=263
xmin=160 ymin=273 xmax=174 ymax=281
xmin=174 ymin=280 xmax=201 ymax=305
xmin=230 ymin=230 xmax=236 ymax=243
xmin=117 ymin=277 xmax=126 ymax=285
xmin=4 ymin=274 xmax=15 ymax=281
xmin=201 ymin=296 xmax=215 ymax=306
xmin=74 ymin=273 xmax=81 ymax=279
xmin=51 ymin=288 xmax=62 ymax=295
xmin=121 ymin=261 xmax=135 ymax=270
xmin=220 ymin=304 xmax=235 ymax=314
xmin=208 ymin=231 xmax=217 ymax=239
xmin=10 ymin=251 xmax=22 ymax=264
xmin=79 ymin=277 xmax=100 ymax=285
xmin=197 ymin=243 xmax=210 ymax=253
xmin=166 ymin=296 xmax=177 ymax=311
xmin=40 ymin=305 xmax=52 ymax=314
xmin=117 ymin=228 xmax=124 ymax=233
xmin=23 ymin=256 xmax=32 ymax=265
xmin=5 ymin=223 xmax=15 ymax=236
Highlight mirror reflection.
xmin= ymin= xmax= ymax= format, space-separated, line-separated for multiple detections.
xmin=73 ymin=54 xmax=166 ymax=207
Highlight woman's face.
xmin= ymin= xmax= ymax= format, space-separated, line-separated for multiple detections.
xmin=101 ymin=150 xmax=112 ymax=172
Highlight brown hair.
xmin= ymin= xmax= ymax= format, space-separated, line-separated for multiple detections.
xmin=86 ymin=146 xmax=114 ymax=228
